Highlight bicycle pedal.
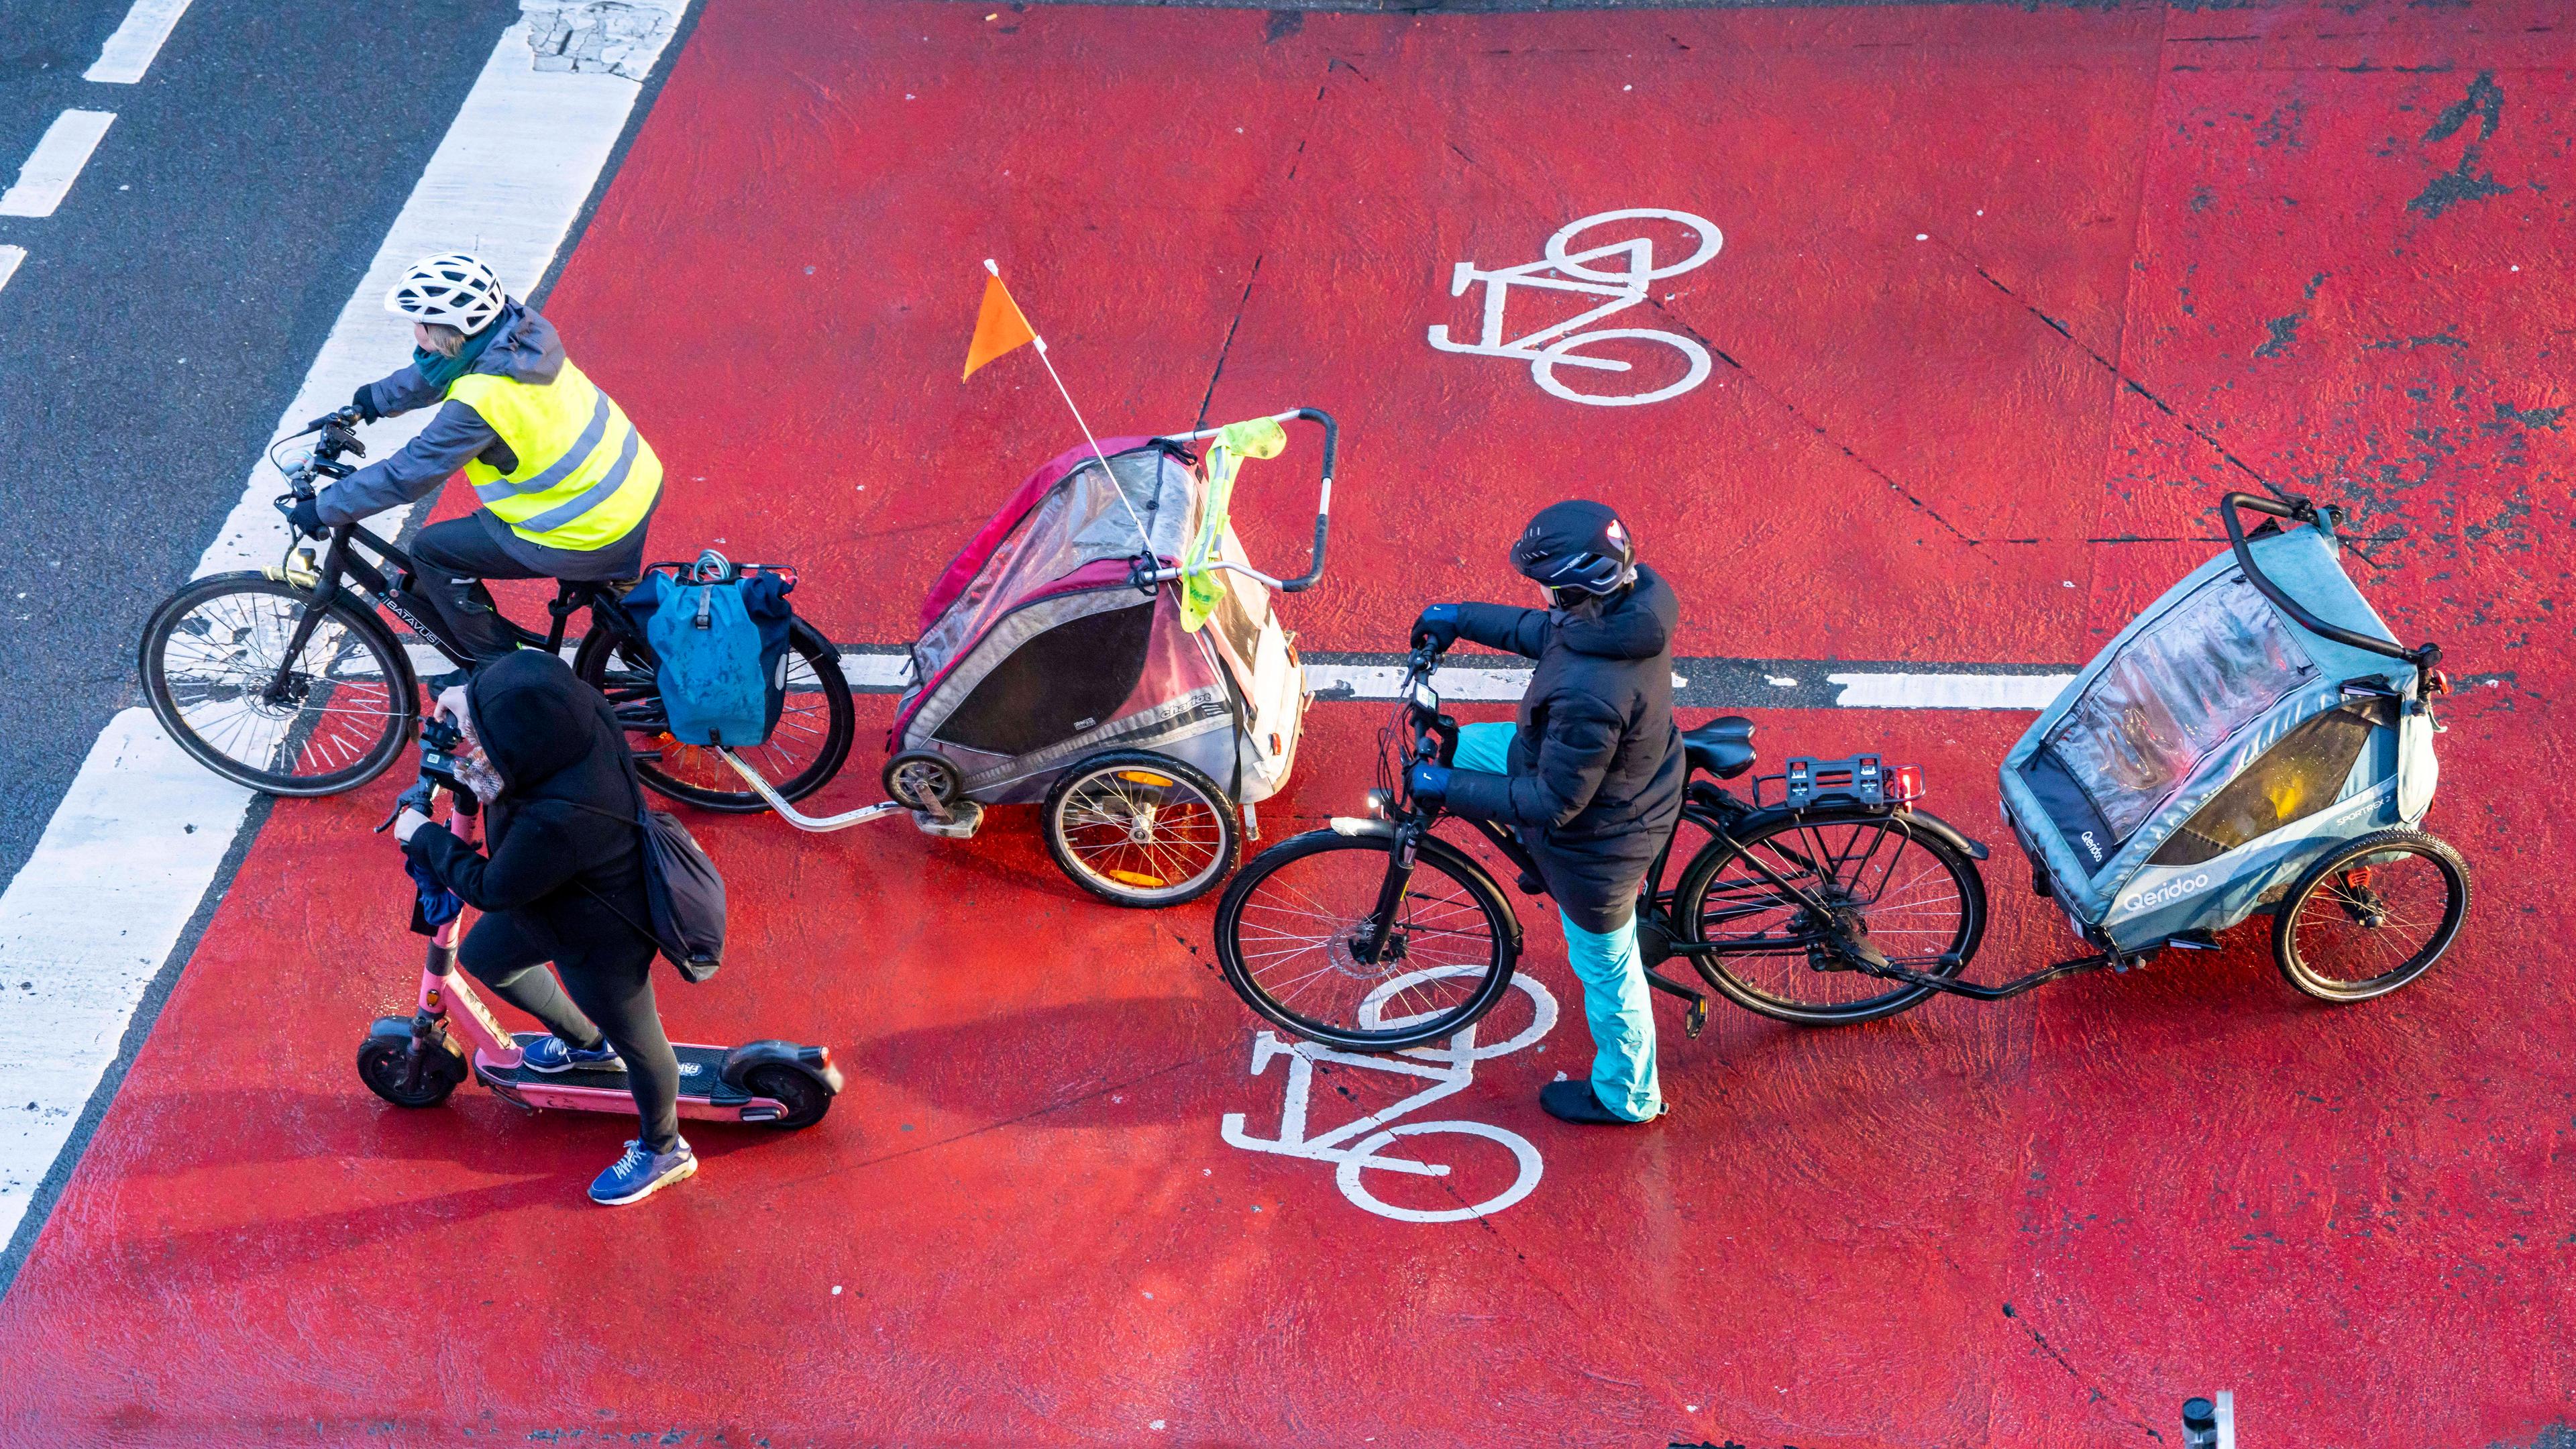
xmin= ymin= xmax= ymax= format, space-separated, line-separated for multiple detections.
xmin=1684 ymin=998 xmax=1708 ymax=1040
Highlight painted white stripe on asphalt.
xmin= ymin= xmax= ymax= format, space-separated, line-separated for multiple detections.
xmin=197 ymin=9 xmax=690 ymax=579
xmin=841 ymin=651 xmax=910 ymax=690
xmin=0 ymin=111 xmax=117 ymax=219
xmin=0 ymin=714 xmax=252 ymax=1244
xmin=0 ymin=4 xmax=694 ymax=1261
xmin=1827 ymin=671 xmax=2074 ymax=710
xmin=0 ymin=246 xmax=25 ymax=296
xmin=84 ymin=0 xmax=197 ymax=84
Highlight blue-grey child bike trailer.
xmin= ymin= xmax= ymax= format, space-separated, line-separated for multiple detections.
xmin=1989 ymin=491 xmax=2468 ymax=1003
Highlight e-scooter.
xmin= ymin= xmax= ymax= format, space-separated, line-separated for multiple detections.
xmin=356 ymin=718 xmax=845 ymax=1128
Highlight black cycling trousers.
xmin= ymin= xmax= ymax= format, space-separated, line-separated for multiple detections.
xmin=408 ymin=513 xmax=646 ymax=666
xmin=459 ymin=908 xmax=681 ymax=1152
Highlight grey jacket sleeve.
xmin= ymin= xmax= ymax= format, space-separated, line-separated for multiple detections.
xmin=1440 ymin=688 xmax=1624 ymax=830
xmin=1451 ymin=602 xmax=1552 ymax=659
xmin=360 ymin=363 xmax=445 ymax=419
xmin=317 ymin=398 xmax=499 ymax=525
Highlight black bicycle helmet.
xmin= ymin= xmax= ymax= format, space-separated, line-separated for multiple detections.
xmin=1511 ymin=500 xmax=1636 ymax=600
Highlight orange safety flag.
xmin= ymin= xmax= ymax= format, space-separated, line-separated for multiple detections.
xmin=961 ymin=267 xmax=1038 ymax=381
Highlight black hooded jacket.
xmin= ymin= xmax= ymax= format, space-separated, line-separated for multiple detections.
xmin=1440 ymin=565 xmax=1685 ymax=932
xmin=403 ymin=651 xmax=655 ymax=949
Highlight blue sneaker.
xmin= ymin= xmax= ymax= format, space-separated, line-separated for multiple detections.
xmin=522 ymin=1035 xmax=623 ymax=1074
xmin=589 ymin=1138 xmax=696 ymax=1206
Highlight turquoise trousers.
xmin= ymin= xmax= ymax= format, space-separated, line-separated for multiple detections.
xmin=1453 ymin=722 xmax=1662 ymax=1120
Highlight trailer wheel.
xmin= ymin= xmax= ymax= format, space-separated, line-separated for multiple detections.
xmin=2273 ymin=828 xmax=2469 ymax=1002
xmin=1042 ymin=750 xmax=1240 ymax=908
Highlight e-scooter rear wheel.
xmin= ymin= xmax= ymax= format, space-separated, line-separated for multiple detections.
xmin=741 ymin=1065 xmax=833 ymax=1128
xmin=358 ymin=1034 xmax=465 ymax=1108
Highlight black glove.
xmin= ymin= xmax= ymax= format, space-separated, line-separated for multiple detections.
xmin=348 ymin=384 xmax=381 ymax=423
xmin=1411 ymin=604 xmax=1462 ymax=651
xmin=1407 ymin=761 xmax=1452 ymax=806
xmin=286 ymin=495 xmax=326 ymax=538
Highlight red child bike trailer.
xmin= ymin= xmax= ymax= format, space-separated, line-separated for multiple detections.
xmin=716 ymin=408 xmax=1339 ymax=909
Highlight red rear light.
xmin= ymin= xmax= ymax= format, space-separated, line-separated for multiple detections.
xmin=2424 ymin=669 xmax=2451 ymax=697
xmin=1890 ymin=764 xmax=1927 ymax=805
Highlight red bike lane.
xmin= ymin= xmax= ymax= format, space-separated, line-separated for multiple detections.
xmin=3 ymin=3 xmax=2570 ymax=1444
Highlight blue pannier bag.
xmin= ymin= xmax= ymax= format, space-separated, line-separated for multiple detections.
xmin=623 ymin=554 xmax=796 ymax=748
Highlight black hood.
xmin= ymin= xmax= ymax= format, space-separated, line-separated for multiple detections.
xmin=1554 ymin=564 xmax=1678 ymax=661
xmin=465 ymin=650 xmax=600 ymax=794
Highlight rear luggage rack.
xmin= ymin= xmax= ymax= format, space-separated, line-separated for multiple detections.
xmin=1758 ymin=755 xmax=1890 ymax=811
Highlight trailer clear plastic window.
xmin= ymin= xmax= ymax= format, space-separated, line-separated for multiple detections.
xmin=2047 ymin=574 xmax=2315 ymax=839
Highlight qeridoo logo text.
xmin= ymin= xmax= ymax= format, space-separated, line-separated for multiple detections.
xmin=2121 ymin=873 xmax=2212 ymax=914
xmin=2078 ymin=831 xmax=2104 ymax=863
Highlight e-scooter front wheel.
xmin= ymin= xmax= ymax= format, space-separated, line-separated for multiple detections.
xmin=357 ymin=1030 xmax=466 ymax=1108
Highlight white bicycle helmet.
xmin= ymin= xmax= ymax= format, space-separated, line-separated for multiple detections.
xmin=385 ymin=253 xmax=505 ymax=333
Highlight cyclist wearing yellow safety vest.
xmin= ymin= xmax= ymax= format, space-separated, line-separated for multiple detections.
xmin=292 ymin=253 xmax=663 ymax=669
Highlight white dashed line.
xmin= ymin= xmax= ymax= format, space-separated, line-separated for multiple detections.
xmin=84 ymin=0 xmax=199 ymax=85
xmin=0 ymin=246 xmax=25 ymax=296
xmin=0 ymin=111 xmax=118 ymax=219
xmin=1826 ymin=671 xmax=2075 ymax=710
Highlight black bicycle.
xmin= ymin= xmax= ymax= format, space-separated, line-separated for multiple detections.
xmin=138 ymin=409 xmax=855 ymax=810
xmin=1211 ymin=643 xmax=1995 ymax=1051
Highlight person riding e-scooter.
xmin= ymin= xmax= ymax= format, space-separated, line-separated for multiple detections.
xmin=392 ymin=650 xmax=697 ymax=1205
xmin=1409 ymin=500 xmax=1684 ymax=1126
xmin=290 ymin=252 xmax=663 ymax=674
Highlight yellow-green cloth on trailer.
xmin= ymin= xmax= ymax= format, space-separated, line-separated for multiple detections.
xmin=1179 ymin=417 xmax=1287 ymax=631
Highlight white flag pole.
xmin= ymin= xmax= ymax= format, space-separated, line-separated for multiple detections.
xmin=984 ymin=258 xmax=1155 ymax=552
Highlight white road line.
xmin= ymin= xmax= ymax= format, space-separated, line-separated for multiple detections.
xmin=0 ymin=715 xmax=252 ymax=1238
xmin=0 ymin=246 xmax=25 ymax=295
xmin=1825 ymin=672 xmax=2074 ymax=710
xmin=84 ymin=0 xmax=197 ymax=85
xmin=0 ymin=111 xmax=117 ymax=219
xmin=0 ymin=2 xmax=694 ymax=1261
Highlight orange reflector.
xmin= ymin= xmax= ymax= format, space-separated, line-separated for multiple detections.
xmin=1114 ymin=771 xmax=1175 ymax=787
xmin=1105 ymin=869 xmax=1169 ymax=888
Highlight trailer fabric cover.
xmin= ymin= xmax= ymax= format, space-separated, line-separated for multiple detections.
xmin=1998 ymin=523 xmax=2413 ymax=932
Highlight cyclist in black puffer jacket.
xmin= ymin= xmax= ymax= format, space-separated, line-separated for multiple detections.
xmin=393 ymin=649 xmax=696 ymax=1205
xmin=1409 ymin=500 xmax=1684 ymax=1126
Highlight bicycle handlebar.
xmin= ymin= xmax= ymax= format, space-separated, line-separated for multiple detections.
xmin=2218 ymin=492 xmax=2438 ymax=673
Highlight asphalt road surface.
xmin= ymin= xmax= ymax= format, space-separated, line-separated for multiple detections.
xmin=0 ymin=0 xmax=518 ymax=892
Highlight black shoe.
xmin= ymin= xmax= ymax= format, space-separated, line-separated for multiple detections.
xmin=419 ymin=667 xmax=472 ymax=698
xmin=1540 ymin=1079 xmax=1664 ymax=1126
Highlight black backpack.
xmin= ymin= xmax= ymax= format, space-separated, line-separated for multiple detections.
xmin=568 ymin=800 xmax=727 ymax=983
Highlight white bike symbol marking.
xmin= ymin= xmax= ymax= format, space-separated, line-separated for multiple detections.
xmin=1220 ymin=967 xmax=1558 ymax=1224
xmin=1426 ymin=207 xmax=1722 ymax=408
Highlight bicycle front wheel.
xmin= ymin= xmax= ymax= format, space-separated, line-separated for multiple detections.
xmin=140 ymin=574 xmax=415 ymax=795
xmin=573 ymin=618 xmax=854 ymax=812
xmin=1675 ymin=807 xmax=1986 ymax=1026
xmin=1214 ymin=828 xmax=1519 ymax=1052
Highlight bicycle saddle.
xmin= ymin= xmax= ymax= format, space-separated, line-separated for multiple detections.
xmin=1681 ymin=716 xmax=1756 ymax=779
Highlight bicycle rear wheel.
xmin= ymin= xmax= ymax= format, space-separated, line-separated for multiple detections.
xmin=140 ymin=574 xmax=415 ymax=795
xmin=572 ymin=618 xmax=854 ymax=812
xmin=1674 ymin=807 xmax=1986 ymax=1026
xmin=1214 ymin=828 xmax=1519 ymax=1052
